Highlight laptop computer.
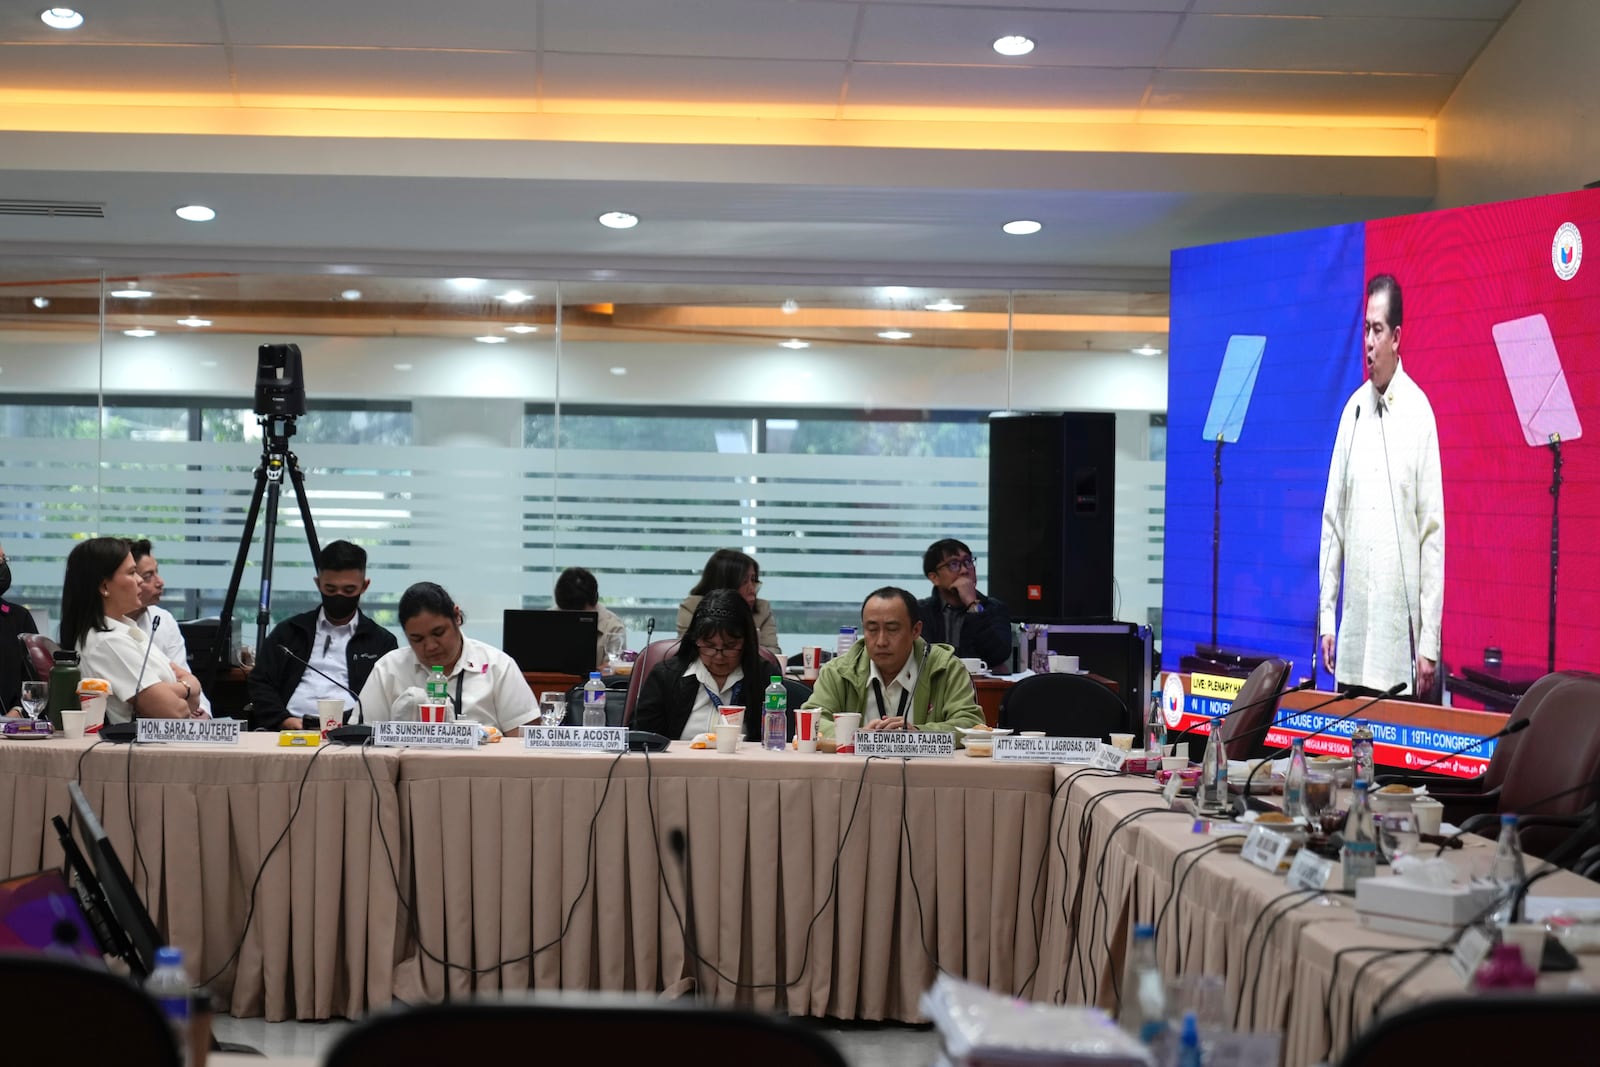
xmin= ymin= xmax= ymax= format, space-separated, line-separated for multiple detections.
xmin=502 ymin=609 xmax=599 ymax=676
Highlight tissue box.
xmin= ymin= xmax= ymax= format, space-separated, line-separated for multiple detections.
xmin=1356 ymin=875 xmax=1500 ymax=941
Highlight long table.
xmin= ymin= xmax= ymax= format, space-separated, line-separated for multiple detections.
xmin=4 ymin=732 xmax=1595 ymax=1062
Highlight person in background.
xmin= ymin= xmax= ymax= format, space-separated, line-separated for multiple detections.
xmin=554 ymin=566 xmax=628 ymax=669
xmin=248 ymin=540 xmax=397 ymax=731
xmin=676 ymin=548 xmax=780 ymax=657
xmin=0 ymin=540 xmax=39 ymax=713
xmin=62 ymin=537 xmax=205 ymax=723
xmin=635 ymin=588 xmax=800 ymax=742
xmin=358 ymin=581 xmax=536 ymax=736
xmin=917 ymin=538 xmax=1014 ymax=672
xmin=126 ymin=538 xmax=211 ymax=717
xmin=805 ymin=586 xmax=983 ymax=748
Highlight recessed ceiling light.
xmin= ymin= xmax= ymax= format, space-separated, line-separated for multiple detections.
xmin=31 ymin=297 xmax=49 ymax=309
xmin=779 ymin=339 xmax=810 ymax=349
xmin=393 ymin=362 xmax=414 ymax=371
xmin=340 ymin=289 xmax=362 ymax=301
xmin=122 ymin=329 xmax=156 ymax=338
xmin=175 ymin=316 xmax=211 ymax=328
xmin=924 ymin=299 xmax=964 ymax=312
xmin=498 ymin=290 xmax=533 ymax=304
xmin=880 ymin=286 xmax=912 ymax=298
xmin=1002 ymin=220 xmax=1043 ymax=236
xmin=1132 ymin=345 xmax=1164 ymax=358
xmin=878 ymin=330 xmax=913 ymax=340
xmin=474 ymin=335 xmax=508 ymax=344
xmin=781 ymin=299 xmax=800 ymax=315
xmin=506 ymin=324 xmax=539 ymax=334
xmin=609 ymin=366 xmax=628 ymax=376
xmin=993 ymin=35 xmax=1034 ymax=57
xmin=109 ymin=287 xmax=153 ymax=299
xmin=174 ymin=204 xmax=216 ymax=222
xmin=40 ymin=7 xmax=83 ymax=30
xmin=598 ymin=211 xmax=639 ymax=229
xmin=448 ymin=278 xmax=484 ymax=291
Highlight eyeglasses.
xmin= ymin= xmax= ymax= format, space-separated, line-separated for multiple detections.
xmin=938 ymin=556 xmax=977 ymax=573
xmin=697 ymin=642 xmax=745 ymax=658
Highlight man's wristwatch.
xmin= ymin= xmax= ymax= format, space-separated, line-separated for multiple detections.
xmin=182 ymin=681 xmax=192 ymax=701
xmin=965 ymin=601 xmax=983 ymax=613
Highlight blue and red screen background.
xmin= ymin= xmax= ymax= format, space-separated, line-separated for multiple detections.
xmin=1163 ymin=188 xmax=1600 ymax=690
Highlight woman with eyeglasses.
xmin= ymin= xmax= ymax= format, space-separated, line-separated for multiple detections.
xmin=638 ymin=588 xmax=795 ymax=742
xmin=675 ymin=548 xmax=781 ymax=657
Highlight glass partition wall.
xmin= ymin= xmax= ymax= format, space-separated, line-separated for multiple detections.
xmin=0 ymin=266 xmax=1168 ymax=657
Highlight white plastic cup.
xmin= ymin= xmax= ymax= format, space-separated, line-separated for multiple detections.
xmin=317 ymin=697 xmax=345 ymax=733
xmin=61 ymin=709 xmax=87 ymax=739
xmin=801 ymin=646 xmax=822 ymax=681
xmin=834 ymin=712 xmax=861 ymax=749
xmin=419 ymin=703 xmax=448 ymax=723
xmin=1110 ymin=732 xmax=1136 ymax=751
xmin=1412 ymin=797 xmax=1444 ymax=836
xmin=796 ymin=708 xmax=819 ymax=753
xmin=1501 ymin=923 xmax=1546 ymax=971
xmin=716 ymin=714 xmax=743 ymax=753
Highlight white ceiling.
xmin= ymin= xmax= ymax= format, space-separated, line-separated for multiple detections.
xmin=0 ymin=0 xmax=1521 ymax=283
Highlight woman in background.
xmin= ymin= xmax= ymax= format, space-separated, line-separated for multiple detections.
xmin=62 ymin=537 xmax=205 ymax=723
xmin=359 ymin=581 xmax=537 ymax=735
xmin=675 ymin=548 xmax=780 ymax=657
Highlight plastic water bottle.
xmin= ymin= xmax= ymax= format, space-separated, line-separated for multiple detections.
xmin=1282 ymin=738 xmax=1308 ymax=819
xmin=1118 ymin=924 xmax=1167 ymax=1045
xmin=1489 ymin=814 xmax=1527 ymax=926
xmin=1341 ymin=779 xmax=1378 ymax=885
xmin=582 ymin=672 xmax=607 ymax=728
xmin=1175 ymin=1012 xmax=1203 ymax=1067
xmin=425 ymin=664 xmax=448 ymax=704
xmin=835 ymin=626 xmax=857 ymax=659
xmin=1145 ymin=690 xmax=1167 ymax=758
xmin=144 ymin=945 xmax=191 ymax=1062
xmin=1350 ymin=719 xmax=1375 ymax=784
xmin=1198 ymin=720 xmax=1227 ymax=811
xmin=762 ymin=676 xmax=787 ymax=751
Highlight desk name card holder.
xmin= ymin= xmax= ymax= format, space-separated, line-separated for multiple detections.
xmin=993 ymin=735 xmax=1103 ymax=764
xmin=855 ymin=732 xmax=955 ymax=758
xmin=136 ymin=719 xmax=242 ymax=745
xmin=373 ymin=721 xmax=479 ymax=749
xmin=523 ymin=726 xmax=628 ymax=752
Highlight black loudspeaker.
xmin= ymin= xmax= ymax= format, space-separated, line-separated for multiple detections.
xmin=988 ymin=412 xmax=1116 ymax=622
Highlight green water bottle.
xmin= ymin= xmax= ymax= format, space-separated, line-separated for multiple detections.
xmin=45 ymin=649 xmax=82 ymax=731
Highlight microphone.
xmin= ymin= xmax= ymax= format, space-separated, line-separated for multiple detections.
xmin=668 ymin=827 xmax=703 ymax=997
xmin=1376 ymin=396 xmax=1421 ymax=696
xmin=1238 ymin=682 xmax=1406 ymax=808
xmin=1168 ymin=678 xmax=1314 ymax=753
xmin=1318 ymin=405 xmax=1360 ymax=687
xmin=1377 ymin=718 xmax=1530 ymax=784
xmin=645 ymin=617 xmax=656 ymax=645
xmin=104 ymin=616 xmax=163 ymax=743
xmin=277 ymin=642 xmax=370 ymax=745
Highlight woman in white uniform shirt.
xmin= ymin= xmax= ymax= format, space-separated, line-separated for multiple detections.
xmin=358 ymin=582 xmax=537 ymax=735
xmin=61 ymin=537 xmax=206 ymax=724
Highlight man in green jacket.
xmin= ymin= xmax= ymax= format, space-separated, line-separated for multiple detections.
xmin=805 ymin=586 xmax=984 ymax=750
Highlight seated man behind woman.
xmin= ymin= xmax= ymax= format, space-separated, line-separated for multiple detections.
xmin=62 ymin=537 xmax=207 ymax=723
xmin=358 ymin=582 xmax=537 ymax=736
xmin=637 ymin=588 xmax=800 ymax=742
xmin=675 ymin=548 xmax=781 ymax=657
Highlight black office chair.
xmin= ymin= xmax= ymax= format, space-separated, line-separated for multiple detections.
xmin=0 ymin=953 xmax=181 ymax=1066
xmin=996 ymin=673 xmax=1126 ymax=741
xmin=325 ymin=994 xmax=849 ymax=1067
xmin=1219 ymin=657 xmax=1289 ymax=761
xmin=1337 ymin=993 xmax=1600 ymax=1066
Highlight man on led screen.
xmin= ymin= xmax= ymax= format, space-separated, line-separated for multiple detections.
xmin=1319 ymin=274 xmax=1444 ymax=698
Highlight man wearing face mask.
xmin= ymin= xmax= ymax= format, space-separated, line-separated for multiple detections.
xmin=247 ymin=540 xmax=398 ymax=731
xmin=0 ymin=542 xmax=40 ymax=713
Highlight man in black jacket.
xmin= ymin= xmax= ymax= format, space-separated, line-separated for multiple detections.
xmin=917 ymin=538 xmax=1014 ymax=672
xmin=247 ymin=541 xmax=397 ymax=730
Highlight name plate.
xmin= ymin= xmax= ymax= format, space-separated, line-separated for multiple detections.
xmin=854 ymin=732 xmax=955 ymax=758
xmin=522 ymin=726 xmax=628 ymax=752
xmin=373 ymin=721 xmax=479 ymax=749
xmin=1240 ymin=823 xmax=1293 ymax=873
xmin=1450 ymin=924 xmax=1495 ymax=983
xmin=1286 ymin=849 xmax=1334 ymax=891
xmin=1091 ymin=743 xmax=1130 ymax=770
xmin=136 ymin=718 xmax=241 ymax=745
xmin=992 ymin=735 xmax=1101 ymax=764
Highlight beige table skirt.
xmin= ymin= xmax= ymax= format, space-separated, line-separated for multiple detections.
xmin=390 ymin=744 xmax=1058 ymax=1021
xmin=0 ymin=735 xmax=404 ymax=1021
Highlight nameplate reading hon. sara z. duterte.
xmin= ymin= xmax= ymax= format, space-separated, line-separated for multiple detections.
xmin=992 ymin=736 xmax=1101 ymax=764
xmin=136 ymin=719 xmax=241 ymax=745
xmin=523 ymin=726 xmax=628 ymax=752
xmin=373 ymin=721 xmax=480 ymax=749
xmin=854 ymin=732 xmax=955 ymax=758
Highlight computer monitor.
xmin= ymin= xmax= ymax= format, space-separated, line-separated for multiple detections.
xmin=65 ymin=781 xmax=162 ymax=977
xmin=502 ymin=609 xmax=599 ymax=676
xmin=0 ymin=867 xmax=104 ymax=965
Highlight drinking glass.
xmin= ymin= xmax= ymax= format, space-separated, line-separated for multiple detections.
xmin=1303 ymin=771 xmax=1335 ymax=823
xmin=20 ymin=681 xmax=46 ymax=720
xmin=539 ymin=693 xmax=568 ymax=727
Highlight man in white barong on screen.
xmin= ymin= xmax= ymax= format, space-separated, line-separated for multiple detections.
xmin=1319 ymin=273 xmax=1444 ymax=698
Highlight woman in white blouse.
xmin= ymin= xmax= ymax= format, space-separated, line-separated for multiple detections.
xmin=357 ymin=581 xmax=537 ymax=736
xmin=61 ymin=537 xmax=205 ymax=724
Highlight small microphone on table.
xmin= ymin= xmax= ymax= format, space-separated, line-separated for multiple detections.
xmin=277 ymin=643 xmax=370 ymax=745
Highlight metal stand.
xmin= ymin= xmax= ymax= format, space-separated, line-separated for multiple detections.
xmin=1211 ymin=435 xmax=1224 ymax=647
xmin=1547 ymin=433 xmax=1562 ymax=673
xmin=218 ymin=413 xmax=322 ymax=662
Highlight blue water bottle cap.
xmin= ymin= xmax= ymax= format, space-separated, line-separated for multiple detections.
xmin=589 ymin=672 xmax=601 ymax=680
xmin=155 ymin=945 xmax=183 ymax=968
xmin=1501 ymin=813 xmax=1518 ymax=825
xmin=1133 ymin=923 xmax=1155 ymax=939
